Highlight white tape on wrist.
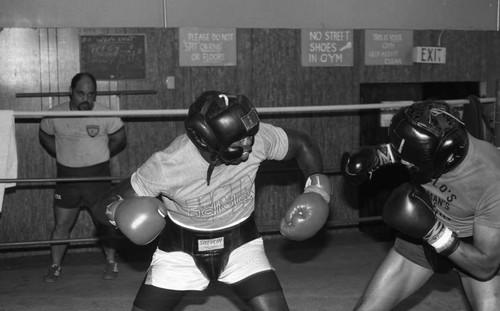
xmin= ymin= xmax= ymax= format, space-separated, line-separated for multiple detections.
xmin=105 ymin=195 xmax=123 ymax=227
xmin=304 ymin=174 xmax=331 ymax=203
xmin=429 ymin=225 xmax=454 ymax=252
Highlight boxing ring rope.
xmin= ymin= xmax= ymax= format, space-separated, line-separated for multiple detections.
xmin=15 ymin=90 xmax=158 ymax=98
xmin=0 ymin=217 xmax=384 ymax=248
xmin=12 ymin=97 xmax=496 ymax=118
xmin=1 ymin=96 xmax=496 ymax=249
xmin=0 ymin=167 xmax=342 ymax=185
xmin=0 ymin=168 xmax=349 ymax=249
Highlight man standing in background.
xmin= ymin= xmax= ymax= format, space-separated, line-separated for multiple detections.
xmin=39 ymin=72 xmax=127 ymax=282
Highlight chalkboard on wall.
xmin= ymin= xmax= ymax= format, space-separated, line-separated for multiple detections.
xmin=80 ymin=34 xmax=146 ymax=80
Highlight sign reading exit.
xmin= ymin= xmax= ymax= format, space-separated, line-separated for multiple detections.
xmin=413 ymin=46 xmax=447 ymax=64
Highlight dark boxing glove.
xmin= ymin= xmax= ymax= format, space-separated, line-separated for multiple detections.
xmin=383 ymin=183 xmax=460 ymax=256
xmin=341 ymin=143 xmax=397 ymax=185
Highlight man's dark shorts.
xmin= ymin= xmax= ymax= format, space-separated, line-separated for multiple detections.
xmin=54 ymin=161 xmax=112 ymax=209
xmin=393 ymin=234 xmax=496 ymax=275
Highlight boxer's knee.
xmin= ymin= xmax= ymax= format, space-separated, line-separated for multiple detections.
xmin=247 ymin=291 xmax=289 ymax=311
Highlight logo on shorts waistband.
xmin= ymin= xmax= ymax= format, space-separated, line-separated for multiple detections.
xmin=198 ymin=237 xmax=225 ymax=252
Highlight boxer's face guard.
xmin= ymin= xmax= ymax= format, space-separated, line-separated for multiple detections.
xmin=390 ymin=143 xmax=435 ymax=184
xmin=389 ymin=118 xmax=436 ymax=179
xmin=207 ymin=104 xmax=259 ymax=164
xmin=220 ymin=136 xmax=255 ymax=165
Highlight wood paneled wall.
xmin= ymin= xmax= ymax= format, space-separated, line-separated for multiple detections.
xmin=0 ymin=28 xmax=498 ymax=256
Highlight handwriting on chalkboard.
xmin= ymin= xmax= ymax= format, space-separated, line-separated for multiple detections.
xmin=80 ymin=34 xmax=146 ymax=80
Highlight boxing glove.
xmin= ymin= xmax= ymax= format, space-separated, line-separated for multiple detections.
xmin=280 ymin=174 xmax=331 ymax=241
xmin=383 ymin=183 xmax=460 ymax=256
xmin=341 ymin=143 xmax=397 ymax=185
xmin=106 ymin=197 xmax=168 ymax=245
xmin=90 ymin=177 xmax=138 ymax=227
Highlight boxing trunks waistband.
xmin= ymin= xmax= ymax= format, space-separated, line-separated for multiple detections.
xmin=158 ymin=214 xmax=261 ymax=281
xmin=56 ymin=161 xmax=111 ymax=178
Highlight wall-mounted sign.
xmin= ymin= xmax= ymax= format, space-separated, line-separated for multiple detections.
xmin=80 ymin=34 xmax=146 ymax=80
xmin=179 ymin=28 xmax=236 ymax=66
xmin=364 ymin=30 xmax=413 ymax=66
xmin=379 ymin=105 xmax=401 ymax=127
xmin=301 ymin=29 xmax=353 ymax=67
xmin=413 ymin=46 xmax=446 ymax=64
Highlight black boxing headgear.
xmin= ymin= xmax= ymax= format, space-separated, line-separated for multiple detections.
xmin=185 ymin=91 xmax=260 ymax=184
xmin=388 ymin=101 xmax=468 ymax=182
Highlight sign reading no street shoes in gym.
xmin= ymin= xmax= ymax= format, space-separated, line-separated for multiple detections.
xmin=301 ymin=29 xmax=354 ymax=67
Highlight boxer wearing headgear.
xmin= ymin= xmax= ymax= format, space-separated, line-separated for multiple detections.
xmin=91 ymin=90 xmax=332 ymax=311
xmin=388 ymin=101 xmax=468 ymax=184
xmin=344 ymin=100 xmax=500 ymax=311
xmin=185 ymin=90 xmax=260 ymax=185
xmin=340 ymin=101 xmax=468 ymax=185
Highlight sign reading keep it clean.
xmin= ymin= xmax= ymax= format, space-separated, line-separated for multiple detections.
xmin=364 ymin=30 xmax=413 ymax=66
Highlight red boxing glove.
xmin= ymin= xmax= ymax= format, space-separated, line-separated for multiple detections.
xmin=280 ymin=174 xmax=331 ymax=241
xmin=106 ymin=197 xmax=167 ymax=245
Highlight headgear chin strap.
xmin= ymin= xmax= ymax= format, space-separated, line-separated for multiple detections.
xmin=185 ymin=90 xmax=260 ymax=185
xmin=388 ymin=101 xmax=468 ymax=183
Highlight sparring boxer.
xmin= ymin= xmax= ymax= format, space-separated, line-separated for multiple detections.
xmin=39 ymin=72 xmax=127 ymax=282
xmin=342 ymin=100 xmax=500 ymax=311
xmin=92 ymin=90 xmax=331 ymax=311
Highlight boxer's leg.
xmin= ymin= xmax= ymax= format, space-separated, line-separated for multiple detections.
xmin=132 ymin=249 xmax=210 ymax=310
xmin=353 ymin=248 xmax=433 ymax=310
xmin=220 ymin=238 xmax=289 ymax=310
xmin=132 ymin=282 xmax=186 ymax=311
xmin=461 ymin=274 xmax=500 ymax=311
xmin=231 ymin=270 xmax=289 ymax=311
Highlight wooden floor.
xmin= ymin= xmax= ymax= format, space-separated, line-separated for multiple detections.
xmin=0 ymin=230 xmax=472 ymax=311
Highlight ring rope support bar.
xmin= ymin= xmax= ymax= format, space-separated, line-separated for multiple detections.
xmin=12 ymin=97 xmax=496 ymax=119
xmin=0 ymin=217 xmax=384 ymax=248
xmin=258 ymin=216 xmax=385 ymax=234
xmin=0 ymin=237 xmax=101 ymax=248
xmin=0 ymin=168 xmax=342 ymax=184
xmin=0 ymin=176 xmax=122 ymax=183
xmin=15 ymin=90 xmax=158 ymax=98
